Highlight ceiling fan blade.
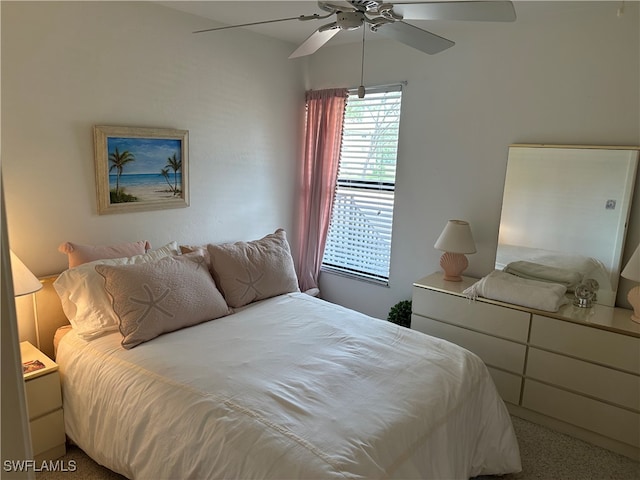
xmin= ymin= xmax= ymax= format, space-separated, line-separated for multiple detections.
xmin=289 ymin=27 xmax=341 ymax=58
xmin=374 ymin=21 xmax=454 ymax=55
xmin=319 ymin=1 xmax=357 ymax=13
xmin=193 ymin=16 xmax=305 ymax=34
xmin=392 ymin=1 xmax=516 ymax=22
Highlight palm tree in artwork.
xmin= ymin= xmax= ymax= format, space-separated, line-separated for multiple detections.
xmin=109 ymin=147 xmax=136 ymax=198
xmin=160 ymin=168 xmax=175 ymax=194
xmin=166 ymin=153 xmax=182 ymax=196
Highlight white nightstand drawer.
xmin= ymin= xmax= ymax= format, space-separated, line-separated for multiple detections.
xmin=412 ymin=286 xmax=530 ymax=342
xmin=25 ymin=371 xmax=62 ymax=420
xmin=530 ymin=315 xmax=640 ymax=374
xmin=411 ymin=314 xmax=527 ymax=374
xmin=30 ymin=408 xmax=65 ymax=458
xmin=21 ymin=341 xmax=66 ymax=461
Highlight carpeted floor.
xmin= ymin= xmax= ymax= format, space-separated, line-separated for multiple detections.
xmin=36 ymin=416 xmax=639 ymax=480
xmin=476 ymin=417 xmax=639 ymax=480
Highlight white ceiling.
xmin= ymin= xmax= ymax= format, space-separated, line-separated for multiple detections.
xmin=159 ymin=1 xmax=629 ymax=50
xmin=161 ymin=2 xmax=336 ymax=44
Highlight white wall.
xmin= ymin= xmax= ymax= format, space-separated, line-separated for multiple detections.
xmin=307 ymin=1 xmax=640 ymax=318
xmin=2 ymin=2 xmax=639 ymax=326
xmin=1 ymin=1 xmax=305 ymax=279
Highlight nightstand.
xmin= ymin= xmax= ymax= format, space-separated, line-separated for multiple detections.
xmin=20 ymin=341 xmax=66 ymax=462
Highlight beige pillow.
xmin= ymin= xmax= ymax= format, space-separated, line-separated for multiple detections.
xmin=95 ymin=253 xmax=230 ymax=349
xmin=207 ymin=229 xmax=299 ymax=308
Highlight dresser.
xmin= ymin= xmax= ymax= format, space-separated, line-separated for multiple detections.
xmin=412 ymin=272 xmax=640 ymax=460
xmin=20 ymin=341 xmax=66 ymax=462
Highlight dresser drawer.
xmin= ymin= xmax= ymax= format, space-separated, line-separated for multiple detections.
xmin=523 ymin=380 xmax=640 ymax=448
xmin=25 ymin=371 xmax=62 ymax=420
xmin=412 ymin=286 xmax=530 ymax=342
xmin=530 ymin=315 xmax=640 ymax=374
xmin=487 ymin=367 xmax=522 ymax=405
xmin=526 ymin=348 xmax=640 ymax=411
xmin=30 ymin=408 xmax=65 ymax=457
xmin=411 ymin=314 xmax=527 ymax=374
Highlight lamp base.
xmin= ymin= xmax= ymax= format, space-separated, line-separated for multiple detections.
xmin=629 ymin=285 xmax=640 ymax=324
xmin=440 ymin=252 xmax=468 ymax=282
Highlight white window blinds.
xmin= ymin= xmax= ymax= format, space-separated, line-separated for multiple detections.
xmin=322 ymin=85 xmax=402 ymax=283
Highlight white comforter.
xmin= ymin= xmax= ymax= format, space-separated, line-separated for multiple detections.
xmin=57 ymin=293 xmax=521 ymax=479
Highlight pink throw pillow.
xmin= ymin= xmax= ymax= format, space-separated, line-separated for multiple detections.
xmin=59 ymin=240 xmax=151 ymax=268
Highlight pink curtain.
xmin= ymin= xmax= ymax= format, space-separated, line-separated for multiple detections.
xmin=295 ymin=88 xmax=349 ymax=293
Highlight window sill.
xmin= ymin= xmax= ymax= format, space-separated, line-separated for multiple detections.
xmin=320 ymin=266 xmax=390 ymax=287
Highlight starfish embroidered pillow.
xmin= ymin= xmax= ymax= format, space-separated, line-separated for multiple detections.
xmin=54 ymin=241 xmax=180 ymax=340
xmin=207 ymin=229 xmax=300 ymax=308
xmin=95 ymin=253 xmax=230 ymax=349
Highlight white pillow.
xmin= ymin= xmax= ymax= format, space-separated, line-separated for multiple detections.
xmin=53 ymin=242 xmax=179 ymax=339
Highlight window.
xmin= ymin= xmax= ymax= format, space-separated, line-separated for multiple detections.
xmin=322 ymin=85 xmax=403 ymax=284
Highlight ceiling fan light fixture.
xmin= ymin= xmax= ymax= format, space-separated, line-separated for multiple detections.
xmin=337 ymin=11 xmax=365 ymax=30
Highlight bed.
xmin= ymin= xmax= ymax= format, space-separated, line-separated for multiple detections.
xmin=46 ymin=231 xmax=521 ymax=479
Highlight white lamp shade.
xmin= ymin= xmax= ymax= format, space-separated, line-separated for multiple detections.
xmin=434 ymin=220 xmax=477 ymax=254
xmin=621 ymin=243 xmax=640 ymax=282
xmin=10 ymin=251 xmax=42 ymax=297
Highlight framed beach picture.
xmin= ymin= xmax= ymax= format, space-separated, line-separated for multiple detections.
xmin=94 ymin=126 xmax=189 ymax=215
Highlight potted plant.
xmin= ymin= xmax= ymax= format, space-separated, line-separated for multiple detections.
xmin=387 ymin=300 xmax=412 ymax=328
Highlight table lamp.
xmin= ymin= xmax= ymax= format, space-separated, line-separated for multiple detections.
xmin=621 ymin=243 xmax=640 ymax=323
xmin=10 ymin=250 xmax=43 ymax=347
xmin=434 ymin=220 xmax=476 ymax=282
xmin=10 ymin=251 xmax=42 ymax=297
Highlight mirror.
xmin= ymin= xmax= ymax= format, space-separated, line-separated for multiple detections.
xmin=496 ymin=145 xmax=638 ymax=307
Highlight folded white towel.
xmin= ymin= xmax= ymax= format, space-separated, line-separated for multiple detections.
xmin=464 ymin=270 xmax=569 ymax=312
xmin=503 ymin=260 xmax=582 ymax=290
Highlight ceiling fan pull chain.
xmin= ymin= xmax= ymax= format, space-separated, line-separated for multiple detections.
xmin=358 ymin=26 xmax=366 ymax=98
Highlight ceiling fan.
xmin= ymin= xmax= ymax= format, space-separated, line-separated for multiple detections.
xmin=193 ymin=1 xmax=517 ymax=58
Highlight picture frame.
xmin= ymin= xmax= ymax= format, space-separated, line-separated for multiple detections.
xmin=94 ymin=125 xmax=189 ymax=215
